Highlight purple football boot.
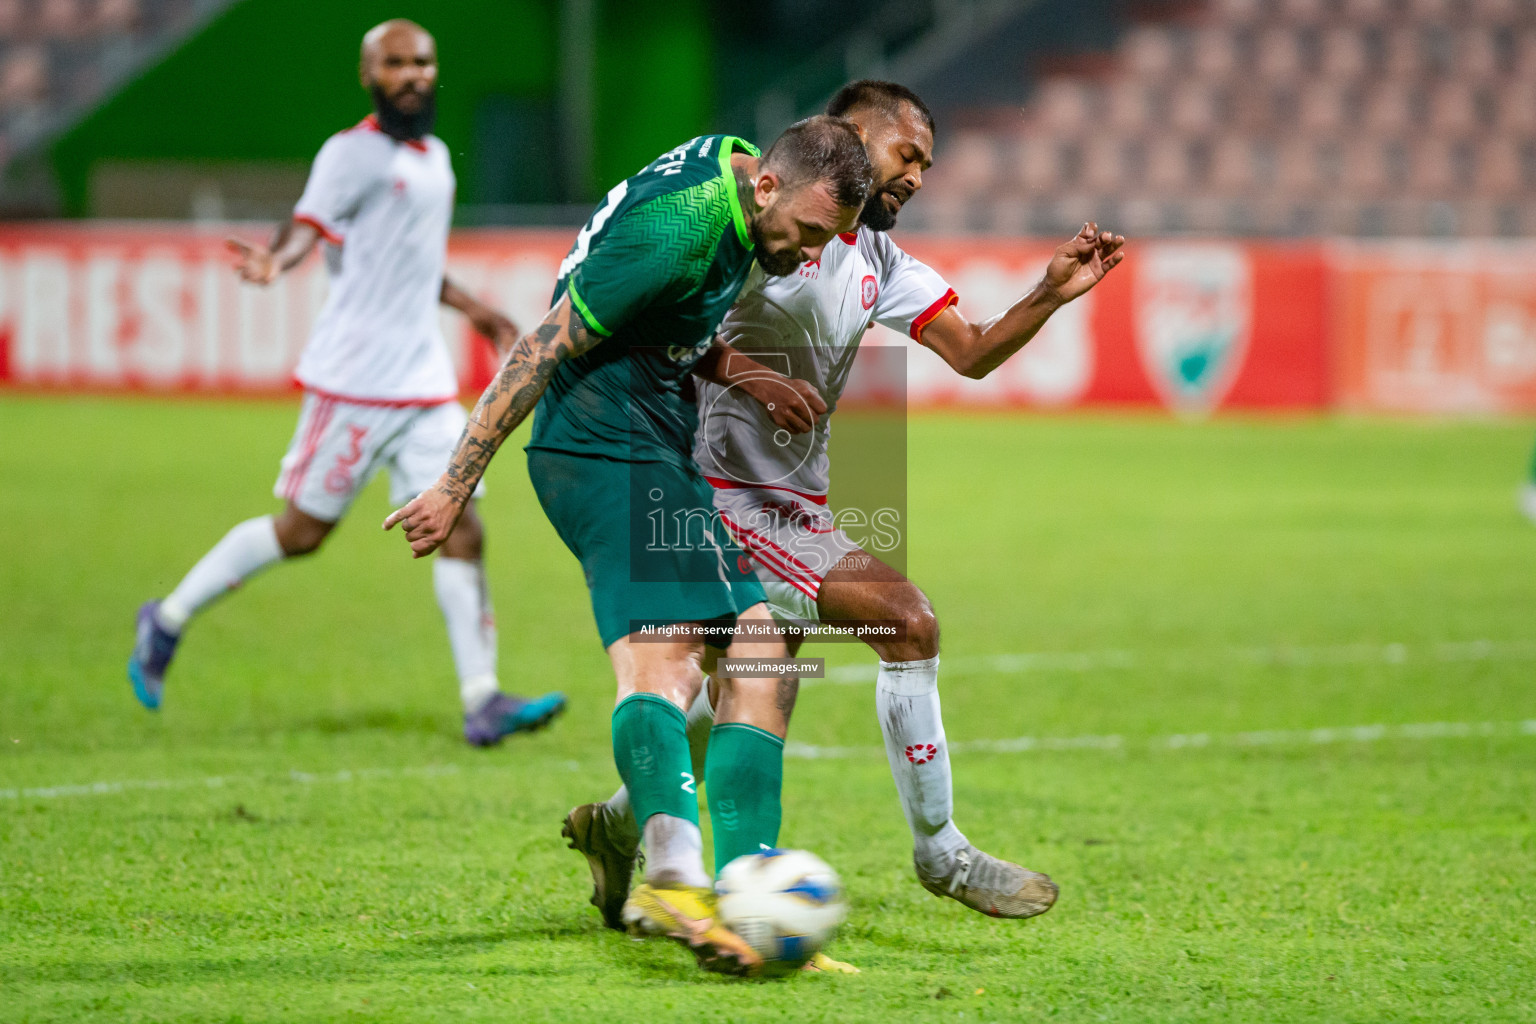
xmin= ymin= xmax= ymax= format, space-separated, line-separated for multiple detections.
xmin=128 ymin=600 xmax=179 ymax=710
xmin=463 ymin=690 xmax=567 ymax=747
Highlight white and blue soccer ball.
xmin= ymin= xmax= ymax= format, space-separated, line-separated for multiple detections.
xmin=715 ymin=848 xmax=848 ymax=970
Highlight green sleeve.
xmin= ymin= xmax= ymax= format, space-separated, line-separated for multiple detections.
xmin=567 ymin=183 xmax=727 ymax=338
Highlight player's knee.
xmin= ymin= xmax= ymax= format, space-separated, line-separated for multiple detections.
xmin=902 ymin=601 xmax=940 ymax=660
xmin=443 ymin=510 xmax=484 ymax=559
xmin=274 ymin=516 xmax=329 ymax=557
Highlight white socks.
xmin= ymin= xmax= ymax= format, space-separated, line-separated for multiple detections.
xmin=157 ymin=516 xmax=284 ymax=633
xmin=876 ymin=656 xmax=969 ymax=876
xmin=604 ymin=679 xmax=716 ymax=854
xmin=643 ymin=813 xmax=710 ymax=888
xmin=432 ymin=557 xmax=500 ymax=713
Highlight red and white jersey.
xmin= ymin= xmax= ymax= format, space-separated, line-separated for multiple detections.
xmin=290 ymin=115 xmax=457 ymax=403
xmin=694 ymin=226 xmax=956 ymax=496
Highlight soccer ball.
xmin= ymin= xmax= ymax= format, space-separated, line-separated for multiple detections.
xmin=715 ymin=848 xmax=848 ymax=970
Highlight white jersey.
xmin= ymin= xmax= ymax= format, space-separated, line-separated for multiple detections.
xmin=291 ymin=115 xmax=458 ymax=404
xmin=693 ymin=227 xmax=956 ymax=496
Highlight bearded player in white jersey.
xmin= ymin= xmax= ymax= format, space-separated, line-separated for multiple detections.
xmin=127 ymin=20 xmax=566 ymax=746
xmin=565 ymin=81 xmax=1124 ymax=930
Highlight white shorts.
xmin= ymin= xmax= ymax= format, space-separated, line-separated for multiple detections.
xmin=274 ymin=392 xmax=483 ymax=522
xmin=709 ymin=481 xmax=862 ymax=626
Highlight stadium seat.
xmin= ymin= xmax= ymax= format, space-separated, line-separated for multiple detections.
xmin=1210 ymin=0 xmax=1263 ymax=25
xmin=1382 ymin=27 xmax=1428 ymax=78
xmin=1032 ymin=79 xmax=1095 ymax=134
xmin=1454 ymin=28 xmax=1503 ymax=82
xmin=1168 ymin=82 xmax=1221 ymax=134
xmin=1122 ymin=26 xmax=1178 ymax=80
xmin=1208 ymin=136 xmax=1262 ymax=194
xmin=1190 ymin=26 xmax=1241 ymax=80
xmin=1015 ymin=137 xmax=1062 ymax=194
xmin=1144 ymin=136 xmax=1193 ymax=196
xmin=37 ymin=0 xmax=85 ymax=39
xmin=1277 ymin=0 xmax=1328 ymax=26
xmin=0 ymin=44 xmax=48 ymax=110
xmin=1297 ymin=82 xmax=1349 ymax=134
xmin=1360 ymin=85 xmax=1416 ymax=135
xmin=1474 ymin=138 xmax=1523 ymax=198
xmin=92 ymin=0 xmax=141 ymax=35
xmin=1341 ymin=0 xmax=1392 ymax=22
xmin=0 ymin=0 xmax=24 ymax=40
xmin=943 ymin=131 xmax=1003 ymax=192
xmin=1080 ymin=135 xmax=1129 ymax=194
xmin=1319 ymin=27 xmax=1369 ymax=80
xmin=1103 ymin=79 xmax=1155 ymax=133
xmin=1254 ymin=28 xmax=1305 ymax=82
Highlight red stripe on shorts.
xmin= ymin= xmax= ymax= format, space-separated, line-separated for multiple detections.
xmin=283 ymin=397 xmax=335 ymax=502
xmin=720 ymin=514 xmax=821 ymax=600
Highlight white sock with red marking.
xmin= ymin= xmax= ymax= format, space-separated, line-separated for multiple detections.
xmin=603 ymin=678 xmax=716 ymax=854
xmin=876 ymin=656 xmax=969 ymax=876
xmin=433 ymin=557 xmax=500 ymax=713
xmin=157 ymin=516 xmax=284 ymax=634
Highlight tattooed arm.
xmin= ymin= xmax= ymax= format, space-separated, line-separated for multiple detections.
xmin=383 ymin=294 xmax=596 ymax=557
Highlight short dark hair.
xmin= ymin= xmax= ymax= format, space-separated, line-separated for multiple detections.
xmin=825 ymin=79 xmax=936 ymax=137
xmin=760 ymin=114 xmax=873 ymax=211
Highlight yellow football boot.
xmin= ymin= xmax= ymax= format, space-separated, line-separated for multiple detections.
xmin=801 ymin=951 xmax=861 ymax=974
xmin=622 ymin=882 xmax=763 ymax=977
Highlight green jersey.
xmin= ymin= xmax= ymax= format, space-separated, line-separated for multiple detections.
xmin=527 ymin=134 xmax=761 ymax=466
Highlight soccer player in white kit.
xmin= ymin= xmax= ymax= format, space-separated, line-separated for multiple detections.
xmin=566 ymin=82 xmax=1124 ymax=929
xmin=127 ymin=20 xmax=566 ymax=746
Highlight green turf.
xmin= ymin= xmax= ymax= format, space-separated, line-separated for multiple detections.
xmin=3 ymin=396 xmax=1535 ymax=1023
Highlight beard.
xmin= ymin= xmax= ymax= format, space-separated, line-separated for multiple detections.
xmin=370 ymin=84 xmax=437 ymax=141
xmin=748 ymin=217 xmax=805 ymax=276
xmin=859 ymin=186 xmax=902 ymax=232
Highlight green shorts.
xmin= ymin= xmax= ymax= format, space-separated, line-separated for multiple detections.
xmin=527 ymin=449 xmax=767 ymax=648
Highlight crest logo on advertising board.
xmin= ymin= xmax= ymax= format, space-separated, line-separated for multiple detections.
xmin=1134 ymin=245 xmax=1252 ymax=415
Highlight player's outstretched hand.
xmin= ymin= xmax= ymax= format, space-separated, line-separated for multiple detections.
xmin=745 ymin=375 xmax=827 ymax=435
xmin=226 ymin=237 xmax=278 ymax=286
xmin=383 ymin=484 xmax=464 ymax=558
xmin=1042 ymin=222 xmax=1125 ymax=305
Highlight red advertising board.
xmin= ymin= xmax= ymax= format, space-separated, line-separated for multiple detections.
xmin=4 ymin=223 xmax=1530 ymax=415
xmin=884 ymin=238 xmax=1329 ymax=412
xmin=1331 ymin=242 xmax=1536 ymax=415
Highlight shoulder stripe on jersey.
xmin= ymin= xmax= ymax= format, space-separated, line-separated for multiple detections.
xmin=910 ymin=288 xmax=959 ymax=342
xmin=717 ymin=136 xmax=761 ymax=250
xmin=566 ymin=281 xmax=612 ymax=337
xmin=293 ymin=213 xmax=342 ymax=246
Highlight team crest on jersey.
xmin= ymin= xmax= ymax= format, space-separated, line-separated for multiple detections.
xmin=860 ymin=274 xmax=878 ymax=310
xmin=1134 ymin=244 xmax=1251 ymax=416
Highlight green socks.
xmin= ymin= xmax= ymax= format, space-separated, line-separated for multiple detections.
xmin=612 ymin=697 xmax=786 ymax=876
xmin=612 ymin=693 xmax=699 ymax=830
xmin=705 ymin=722 xmax=784 ymax=873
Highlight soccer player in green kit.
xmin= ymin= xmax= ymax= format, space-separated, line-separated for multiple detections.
xmin=385 ymin=116 xmax=872 ymax=976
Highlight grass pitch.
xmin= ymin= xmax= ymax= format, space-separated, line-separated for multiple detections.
xmin=3 ymin=396 xmax=1535 ymax=1023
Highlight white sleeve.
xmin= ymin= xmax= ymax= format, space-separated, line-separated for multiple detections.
xmin=292 ymin=134 xmax=376 ymax=244
xmin=869 ymin=233 xmax=958 ymax=341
